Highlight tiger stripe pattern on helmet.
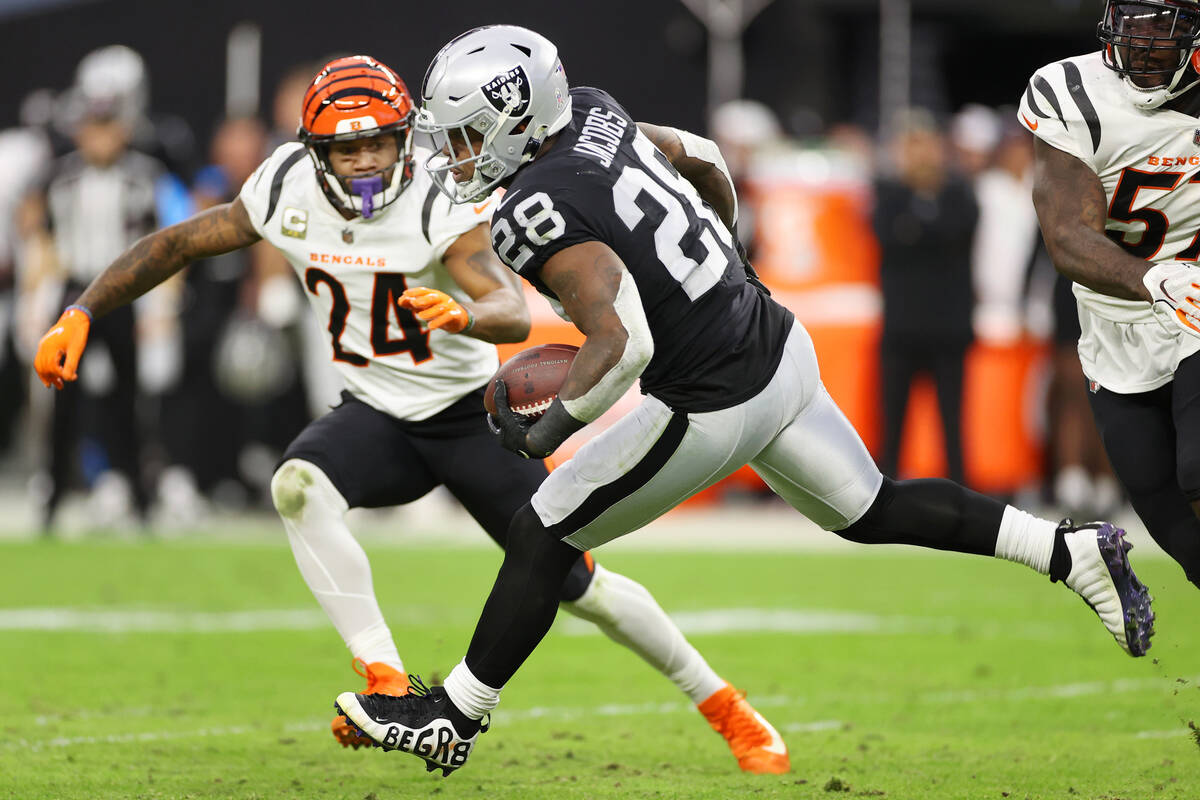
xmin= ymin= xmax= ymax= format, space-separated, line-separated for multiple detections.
xmin=298 ymin=55 xmax=416 ymax=218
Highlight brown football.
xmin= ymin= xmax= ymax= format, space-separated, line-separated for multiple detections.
xmin=484 ymin=343 xmax=579 ymax=420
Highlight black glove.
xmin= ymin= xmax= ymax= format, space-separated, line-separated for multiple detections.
xmin=487 ymin=380 xmax=536 ymax=458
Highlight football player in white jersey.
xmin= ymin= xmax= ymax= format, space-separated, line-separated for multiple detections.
xmin=32 ymin=55 xmax=793 ymax=774
xmin=332 ymin=26 xmax=1158 ymax=777
xmin=1020 ymin=0 xmax=1200 ymax=591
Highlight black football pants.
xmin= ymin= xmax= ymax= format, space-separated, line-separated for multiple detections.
xmin=1087 ymin=353 xmax=1200 ymax=589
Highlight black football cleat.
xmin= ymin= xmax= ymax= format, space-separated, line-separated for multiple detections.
xmin=334 ymin=675 xmax=485 ymax=776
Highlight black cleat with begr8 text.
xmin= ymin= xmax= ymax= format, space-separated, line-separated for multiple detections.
xmin=334 ymin=675 xmax=485 ymax=776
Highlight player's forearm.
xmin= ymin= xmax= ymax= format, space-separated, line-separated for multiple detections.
xmin=677 ymin=161 xmax=737 ymax=230
xmin=74 ymin=227 xmax=191 ymax=318
xmin=1033 ymin=138 xmax=1150 ymax=303
xmin=523 ymin=325 xmax=645 ymax=457
xmin=461 ymin=289 xmax=531 ymax=344
xmin=76 ymin=203 xmax=258 ymax=318
xmin=638 ymin=122 xmax=737 ymax=229
xmin=556 ymin=272 xmax=653 ymax=423
xmin=1042 ymin=224 xmax=1151 ymax=302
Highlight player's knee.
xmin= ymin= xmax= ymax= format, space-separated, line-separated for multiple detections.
xmin=834 ymin=476 xmax=895 ymax=543
xmin=270 ymin=459 xmax=322 ymax=519
xmin=505 ymin=504 xmax=549 ymax=555
xmin=505 ymin=503 xmax=581 ymax=579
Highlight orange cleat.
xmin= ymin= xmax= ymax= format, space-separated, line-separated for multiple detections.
xmin=331 ymin=658 xmax=410 ymax=748
xmin=698 ymin=683 xmax=790 ymax=774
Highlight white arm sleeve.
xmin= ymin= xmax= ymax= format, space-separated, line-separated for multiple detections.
xmin=561 ymin=269 xmax=654 ymax=423
xmin=666 ymin=126 xmax=738 ymax=225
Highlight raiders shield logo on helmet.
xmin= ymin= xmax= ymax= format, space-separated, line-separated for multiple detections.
xmin=481 ymin=65 xmax=531 ymax=116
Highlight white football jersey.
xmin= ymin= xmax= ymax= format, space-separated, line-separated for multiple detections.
xmin=239 ymin=143 xmax=500 ymax=420
xmin=1020 ymin=51 xmax=1200 ymax=393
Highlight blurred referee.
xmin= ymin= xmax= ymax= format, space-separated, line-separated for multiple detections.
xmin=25 ymin=84 xmax=165 ymax=531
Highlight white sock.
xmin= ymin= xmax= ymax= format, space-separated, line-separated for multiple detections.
xmin=994 ymin=505 xmax=1057 ymax=575
xmin=562 ymin=565 xmax=726 ymax=705
xmin=444 ymin=660 xmax=501 ymax=720
xmin=271 ymin=460 xmax=403 ymax=672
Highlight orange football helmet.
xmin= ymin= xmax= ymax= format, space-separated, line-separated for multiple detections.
xmin=298 ymin=55 xmax=415 ymax=218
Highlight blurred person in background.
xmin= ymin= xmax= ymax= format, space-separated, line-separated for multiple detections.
xmin=69 ymin=45 xmax=197 ymax=182
xmin=949 ymin=103 xmax=1001 ymax=182
xmin=157 ymin=114 xmax=281 ymax=516
xmin=873 ymin=109 xmax=978 ymax=484
xmin=709 ymin=98 xmax=782 ymax=260
xmin=33 ymin=55 xmax=791 ymax=773
xmin=0 ymin=90 xmax=55 ymax=458
xmin=270 ymin=60 xmax=325 ymax=149
xmin=23 ymin=76 xmax=168 ymax=531
xmin=970 ymin=114 xmax=1039 ymax=346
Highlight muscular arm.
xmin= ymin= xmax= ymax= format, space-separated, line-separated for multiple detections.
xmin=539 ymin=241 xmax=653 ymax=418
xmin=511 ymin=240 xmax=653 ymax=456
xmin=637 ymin=122 xmax=737 ymax=230
xmin=75 ymin=197 xmax=262 ymax=318
xmin=441 ymin=222 xmax=531 ymax=343
xmin=1033 ymin=137 xmax=1151 ymax=302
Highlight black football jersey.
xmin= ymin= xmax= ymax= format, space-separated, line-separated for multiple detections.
xmin=490 ymin=86 xmax=794 ymax=413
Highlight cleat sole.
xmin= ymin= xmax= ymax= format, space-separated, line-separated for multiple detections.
xmin=1096 ymin=525 xmax=1155 ymax=657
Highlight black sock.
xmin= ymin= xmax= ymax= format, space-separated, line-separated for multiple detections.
xmin=1048 ymin=522 xmax=1072 ymax=583
xmin=440 ymin=691 xmax=481 ymax=737
xmin=836 ymin=477 xmax=1004 ymax=556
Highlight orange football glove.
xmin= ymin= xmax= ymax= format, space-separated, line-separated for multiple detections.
xmin=399 ymin=287 xmax=474 ymax=334
xmin=34 ymin=306 xmax=92 ymax=389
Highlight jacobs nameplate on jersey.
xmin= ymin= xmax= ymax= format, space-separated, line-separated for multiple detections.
xmin=282 ymin=207 xmax=308 ymax=239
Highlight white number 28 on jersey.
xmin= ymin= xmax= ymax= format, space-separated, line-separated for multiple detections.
xmin=612 ymin=134 xmax=733 ymax=300
xmin=492 ymin=192 xmax=565 ymax=270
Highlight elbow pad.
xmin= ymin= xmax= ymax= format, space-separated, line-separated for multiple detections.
xmin=561 ymin=270 xmax=654 ymax=423
xmin=668 ymin=126 xmax=738 ymax=225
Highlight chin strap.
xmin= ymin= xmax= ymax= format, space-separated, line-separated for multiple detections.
xmin=350 ymin=175 xmax=385 ymax=219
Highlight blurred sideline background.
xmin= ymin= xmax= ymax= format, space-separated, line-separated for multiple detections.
xmin=0 ymin=0 xmax=1122 ymax=539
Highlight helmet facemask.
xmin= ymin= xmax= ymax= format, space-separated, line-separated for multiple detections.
xmin=416 ymin=105 xmax=547 ymax=204
xmin=303 ymin=125 xmax=415 ymax=219
xmin=1098 ymin=0 xmax=1200 ymax=107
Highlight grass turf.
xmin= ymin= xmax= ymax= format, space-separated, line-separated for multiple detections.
xmin=0 ymin=529 xmax=1198 ymax=799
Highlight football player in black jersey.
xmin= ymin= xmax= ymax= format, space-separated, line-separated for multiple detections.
xmin=333 ymin=25 xmax=1156 ymax=775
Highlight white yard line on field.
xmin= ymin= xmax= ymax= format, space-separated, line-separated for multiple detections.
xmin=0 ymin=608 xmax=330 ymax=632
xmin=0 ymin=606 xmax=1063 ymax=639
xmin=1134 ymin=729 xmax=1192 ymax=739
xmin=7 ymin=676 xmax=1194 ymax=752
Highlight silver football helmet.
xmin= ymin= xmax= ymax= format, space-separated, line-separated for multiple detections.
xmin=417 ymin=25 xmax=572 ymax=203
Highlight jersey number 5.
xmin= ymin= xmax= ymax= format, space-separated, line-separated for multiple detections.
xmin=304 ymin=269 xmax=433 ymax=366
xmin=1107 ymin=167 xmax=1200 ymax=260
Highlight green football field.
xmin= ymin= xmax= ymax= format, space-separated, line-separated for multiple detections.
xmin=1 ymin=517 xmax=1198 ymax=800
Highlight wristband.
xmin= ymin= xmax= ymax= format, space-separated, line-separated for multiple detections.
xmin=525 ymin=397 xmax=586 ymax=457
xmin=65 ymin=303 xmax=93 ymax=321
xmin=464 ymin=307 xmax=476 ymax=332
